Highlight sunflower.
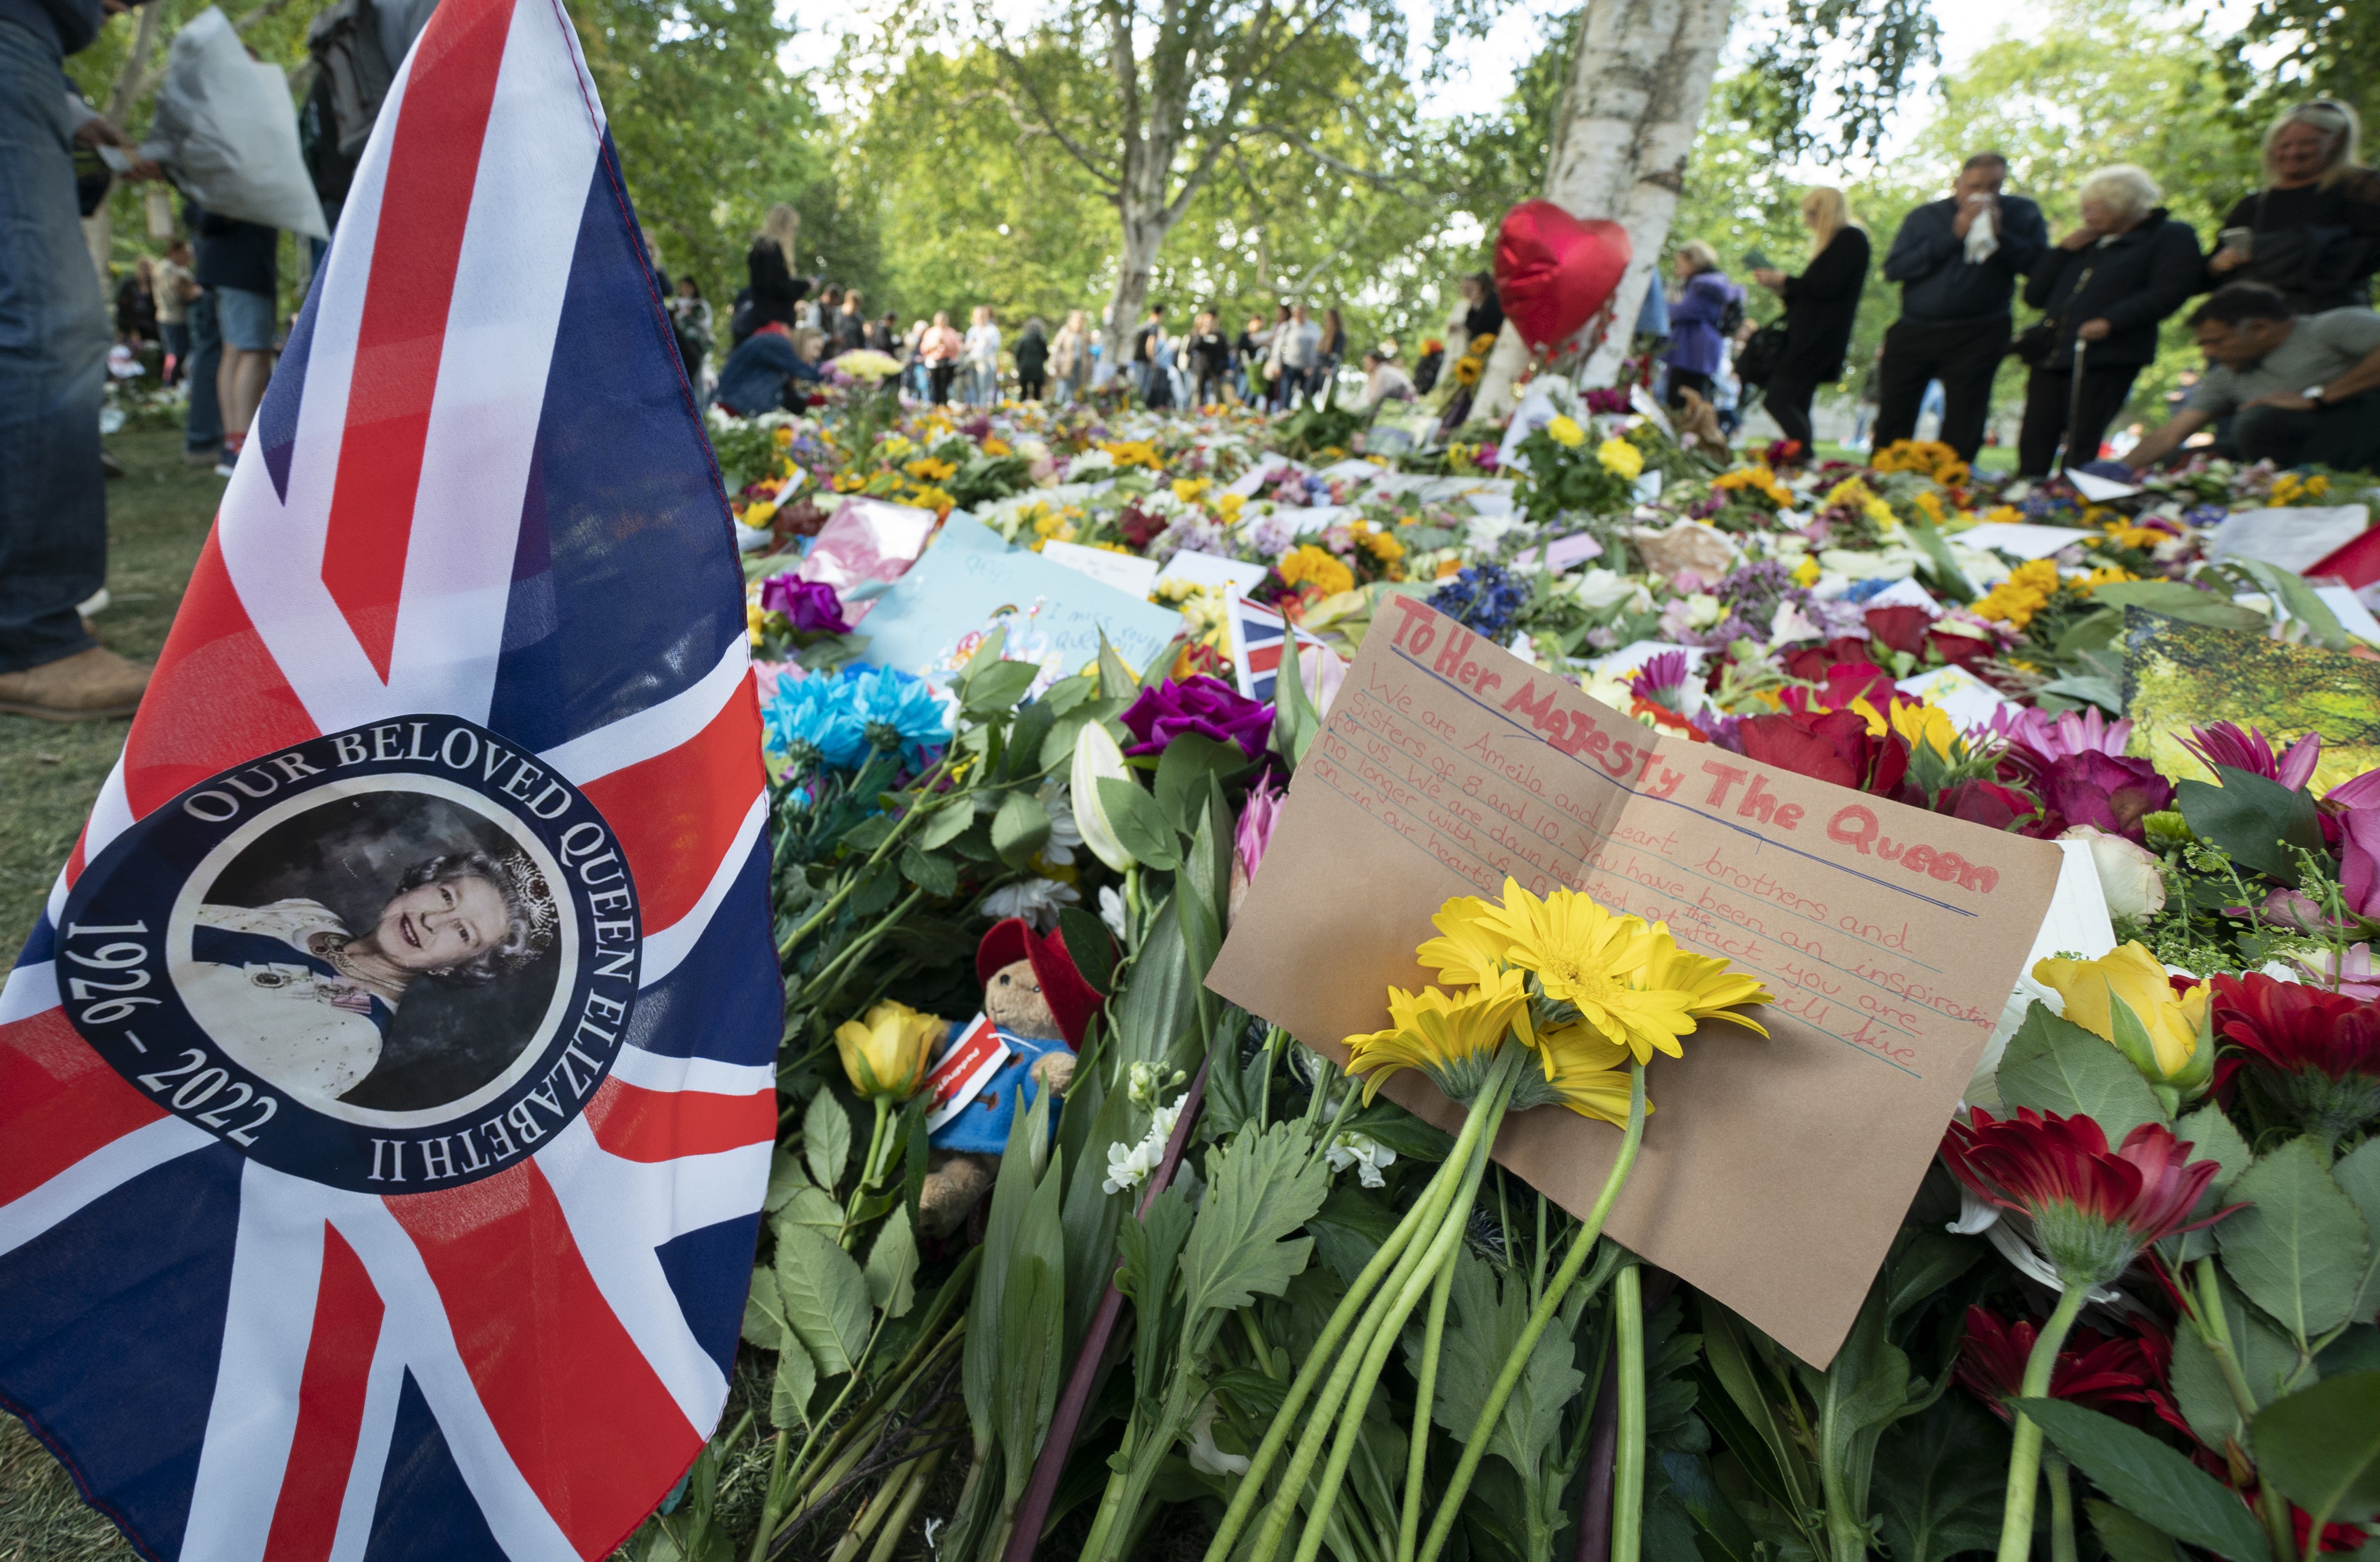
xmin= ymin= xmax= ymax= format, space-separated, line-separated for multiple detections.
xmin=1342 ymin=970 xmax=1529 ymax=1107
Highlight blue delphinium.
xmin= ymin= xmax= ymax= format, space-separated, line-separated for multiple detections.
xmin=1427 ymin=562 xmax=1531 ymax=641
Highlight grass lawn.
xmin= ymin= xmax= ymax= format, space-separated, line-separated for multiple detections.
xmin=1 ymin=423 xmax=216 ymax=1562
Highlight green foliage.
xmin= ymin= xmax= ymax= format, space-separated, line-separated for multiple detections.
xmin=2176 ymin=767 xmax=2326 ymax=889
xmin=1872 ymin=1394 xmax=2010 ymax=1562
xmin=2018 ymin=1397 xmax=2272 ymax=1562
xmin=1995 ymin=1001 xmax=2166 ymax=1145
xmin=2217 ymin=1137 xmax=2372 ymax=1344
xmin=2250 ymin=1371 xmax=2380 ymax=1526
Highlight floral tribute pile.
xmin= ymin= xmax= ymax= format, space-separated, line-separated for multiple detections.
xmin=614 ymin=365 xmax=2380 ymax=1562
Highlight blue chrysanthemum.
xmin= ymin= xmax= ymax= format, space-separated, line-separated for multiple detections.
xmin=762 ymin=677 xmax=868 ymax=771
xmin=838 ymin=664 xmax=950 ymax=769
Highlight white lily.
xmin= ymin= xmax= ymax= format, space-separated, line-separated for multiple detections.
xmin=1070 ymin=721 xmax=1139 ymax=872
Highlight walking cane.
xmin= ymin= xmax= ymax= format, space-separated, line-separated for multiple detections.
xmin=2058 ymin=339 xmax=2088 ymax=475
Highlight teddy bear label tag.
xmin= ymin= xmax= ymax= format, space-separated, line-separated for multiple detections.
xmin=923 ymin=1015 xmax=1007 ymax=1132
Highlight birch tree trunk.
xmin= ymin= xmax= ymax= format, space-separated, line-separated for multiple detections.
xmin=1474 ymin=0 xmax=1732 ymax=417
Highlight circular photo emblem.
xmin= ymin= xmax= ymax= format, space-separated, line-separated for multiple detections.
xmin=58 ymin=716 xmax=641 ymax=1193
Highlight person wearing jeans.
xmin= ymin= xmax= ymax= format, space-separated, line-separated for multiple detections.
xmin=1872 ymin=153 xmax=2049 ymax=460
xmin=0 ymin=0 xmax=154 ymax=719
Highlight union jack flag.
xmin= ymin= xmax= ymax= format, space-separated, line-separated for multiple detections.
xmin=1226 ymin=595 xmax=1337 ymax=704
xmin=0 ymin=0 xmax=779 ymax=1554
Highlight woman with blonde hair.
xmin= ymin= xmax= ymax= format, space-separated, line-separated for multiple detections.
xmin=745 ymin=203 xmax=810 ymax=341
xmin=2015 ymin=164 xmax=2201 ymax=474
xmin=2206 ymin=99 xmax=2380 ymax=313
xmin=1749 ymin=186 xmax=1871 ymax=459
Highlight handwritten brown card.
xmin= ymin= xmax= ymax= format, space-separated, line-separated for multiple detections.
xmin=1207 ymin=600 xmax=2062 ymax=1365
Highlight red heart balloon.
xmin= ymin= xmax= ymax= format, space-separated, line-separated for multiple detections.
xmin=1493 ymin=200 xmax=1632 ymax=352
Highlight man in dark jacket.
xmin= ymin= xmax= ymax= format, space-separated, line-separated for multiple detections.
xmin=0 ymin=0 xmax=156 ymax=719
xmin=1014 ymin=318 xmax=1050 ymax=401
xmin=2014 ymin=166 xmax=2202 ymax=474
xmin=1873 ymin=153 xmax=2049 ymax=461
xmin=713 ymin=321 xmax=824 ymax=417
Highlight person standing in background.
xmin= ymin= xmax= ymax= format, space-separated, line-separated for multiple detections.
xmin=1280 ymin=302 xmax=1322 ymax=407
xmin=2203 ymin=99 xmax=2380 ymax=314
xmin=153 ymin=238 xmax=198 ymax=386
xmin=0 ymin=0 xmax=157 ymax=719
xmin=2014 ymin=164 xmax=2202 ymax=476
xmin=115 ymin=258 xmax=158 ymax=349
xmin=745 ymin=204 xmax=808 ymax=340
xmin=1129 ymin=304 xmax=1165 ymax=402
xmin=1188 ymin=311 xmax=1228 ymax=406
xmin=963 ymin=305 xmax=1001 ymax=406
xmin=668 ymin=275 xmax=712 ymax=392
xmin=1749 ymin=186 xmax=1871 ymax=462
xmin=193 ymin=203 xmax=280 ymax=479
xmin=835 ymin=290 xmax=868 ymax=355
xmin=869 ymin=312 xmax=897 ymax=354
xmin=1234 ymin=312 xmax=1268 ymax=403
xmin=1313 ymin=306 xmax=1346 ymax=401
xmin=1458 ymin=271 xmax=1504 ymax=347
xmin=920 ymin=311 xmax=963 ymax=404
xmin=1014 ymin=316 xmax=1049 ymax=401
xmin=1049 ymin=311 xmax=1088 ymax=404
xmin=1661 ymin=241 xmax=1742 ymax=409
xmin=1871 ymin=153 xmax=2047 ymax=460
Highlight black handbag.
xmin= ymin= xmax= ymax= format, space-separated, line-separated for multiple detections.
xmin=2011 ymin=256 xmax=2096 ymax=369
xmin=1736 ymin=323 xmax=1787 ymax=387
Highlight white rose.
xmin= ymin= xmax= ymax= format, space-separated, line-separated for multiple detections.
xmin=2060 ymin=824 xmax=2168 ymax=921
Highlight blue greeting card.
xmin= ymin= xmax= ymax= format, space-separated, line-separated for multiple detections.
xmin=857 ymin=516 xmax=1181 ymax=700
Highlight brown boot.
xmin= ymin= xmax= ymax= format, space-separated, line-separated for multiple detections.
xmin=0 ymin=646 xmax=151 ymax=721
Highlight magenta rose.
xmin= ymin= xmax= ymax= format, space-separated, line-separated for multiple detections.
xmin=1119 ymin=674 xmax=1273 ymax=759
xmin=759 ymin=575 xmax=852 ymax=634
xmin=2034 ymin=750 xmax=2173 ymax=841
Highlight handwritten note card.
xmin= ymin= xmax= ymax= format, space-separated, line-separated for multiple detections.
xmin=1208 ymin=600 xmax=2062 ymax=1365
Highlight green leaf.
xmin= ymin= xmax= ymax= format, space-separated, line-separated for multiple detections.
xmin=1418 ymin=1252 xmax=1582 ymax=1485
xmin=1115 ymin=1183 xmax=1195 ymax=1327
xmin=1177 ymin=1121 xmax=1332 ymax=1339
xmin=1137 ymin=633 xmax=1182 ymax=688
xmin=1155 ymin=734 xmax=1250 ymax=835
xmin=803 ymin=1089 xmax=853 ymax=1193
xmin=962 ymin=658 xmax=1040 ymax=715
xmin=1275 ymin=634 xmax=1317 ymax=768
xmin=2178 ymin=1105 xmax=2253 ymax=1190
xmin=2086 ymin=1499 xmax=2180 ymax=1562
xmin=864 ymin=1205 xmax=919 ymax=1319
xmin=1346 ymin=1097 xmax=1456 ymax=1163
xmin=1875 ymin=1394 xmax=2010 ymax=1562
xmin=1902 ymin=513 xmax=1975 ymax=602
xmin=2176 ymin=766 xmax=2325 ymax=887
xmin=914 ymin=798 xmax=977 ymax=852
xmin=2016 ymin=1397 xmax=2271 ymax=1562
xmin=1307 ymin=1183 xmax=1402 ymax=1286
xmin=1884 ymin=1231 xmax=1985 ymax=1324
xmin=2333 ymin=1139 xmax=2380 ymax=1325
xmin=1112 ymin=895 xmax=1194 ymax=1072
xmin=773 ymin=1183 xmax=841 ymax=1240
xmin=1097 ymin=630 xmax=1139 ymax=701
xmin=1696 ymin=1301 xmax=1820 ymax=1517
xmin=2094 ymin=581 xmax=2269 ymax=631
xmin=764 ymin=1142 xmax=813 ymax=1214
xmin=2174 ymin=1270 xmax=2299 ymax=1448
xmin=1055 ymin=906 xmax=1115 ymax=994
xmin=774 ymin=1224 xmax=872 ymax=1378
xmin=1995 ymin=1002 xmax=2165 ymax=1144
xmin=741 ymin=1264 xmax=785 ymax=1351
xmin=849 ymin=860 xmax=899 ymax=917
xmin=2217 ymin=559 xmax=2360 ymax=651
xmin=2218 ymin=1136 xmax=2369 ymax=1343
xmin=1096 ymin=774 xmax=1180 ymax=871
xmin=898 ymin=840 xmax=958 ymax=896
xmin=769 ymin=1332 xmax=818 ymax=1430
xmin=2251 ymin=1371 xmax=2380 ymax=1525
xmin=989 ymin=789 xmax=1052 ymax=869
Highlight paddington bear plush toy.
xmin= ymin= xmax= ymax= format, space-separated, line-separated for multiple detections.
xmin=916 ymin=918 xmax=1102 ymax=1237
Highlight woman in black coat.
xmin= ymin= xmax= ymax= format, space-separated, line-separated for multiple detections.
xmin=744 ymin=203 xmax=810 ymax=339
xmin=2203 ymin=99 xmax=2380 ymax=314
xmin=1750 ymin=187 xmax=1870 ymax=460
xmin=2016 ymin=165 xmax=2203 ymax=474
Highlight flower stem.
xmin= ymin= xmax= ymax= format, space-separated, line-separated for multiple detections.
xmin=2191 ymin=1260 xmax=2299 ymax=1562
xmin=1294 ymin=1072 xmax=1512 ymax=1562
xmin=1994 ymin=1282 xmax=2091 ymax=1562
xmin=1416 ymin=1062 xmax=1646 ymax=1562
xmin=1397 ymin=1256 xmax=1457 ymax=1562
xmin=1613 ymin=1261 xmax=1647 ymax=1562
xmin=2045 ymin=1456 xmax=2076 ymax=1562
xmin=1202 ymin=1046 xmax=1524 ymax=1562
xmin=778 ymin=760 xmax=952 ymax=957
xmin=840 ymin=1097 xmax=894 ymax=1248
xmin=748 ymin=1431 xmax=791 ymax=1562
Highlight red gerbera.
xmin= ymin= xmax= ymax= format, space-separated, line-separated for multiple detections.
xmin=2211 ymin=972 xmax=2380 ymax=1147
xmin=1940 ymin=1108 xmax=2236 ymax=1287
xmin=1954 ymin=1306 xmax=2193 ymax=1436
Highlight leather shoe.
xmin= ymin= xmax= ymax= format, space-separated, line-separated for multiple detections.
xmin=0 ymin=646 xmax=151 ymax=721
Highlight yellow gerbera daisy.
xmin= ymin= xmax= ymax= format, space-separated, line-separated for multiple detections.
xmin=1640 ymin=942 xmax=1773 ymax=1037
xmin=1342 ymin=972 xmax=1528 ymax=1107
xmin=1512 ymin=1020 xmax=1640 ymax=1125
xmin=1413 ymin=896 xmax=1514 ymax=986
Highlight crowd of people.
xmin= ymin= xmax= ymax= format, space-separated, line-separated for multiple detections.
xmin=1658 ymin=97 xmax=2380 ymax=476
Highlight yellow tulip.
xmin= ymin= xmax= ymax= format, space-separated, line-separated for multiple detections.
xmin=2032 ymin=942 xmax=2212 ymax=1103
xmin=834 ymin=1000 xmax=943 ymax=1101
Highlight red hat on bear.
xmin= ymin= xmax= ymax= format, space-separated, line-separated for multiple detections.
xmin=976 ymin=918 xmax=1102 ymax=1049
